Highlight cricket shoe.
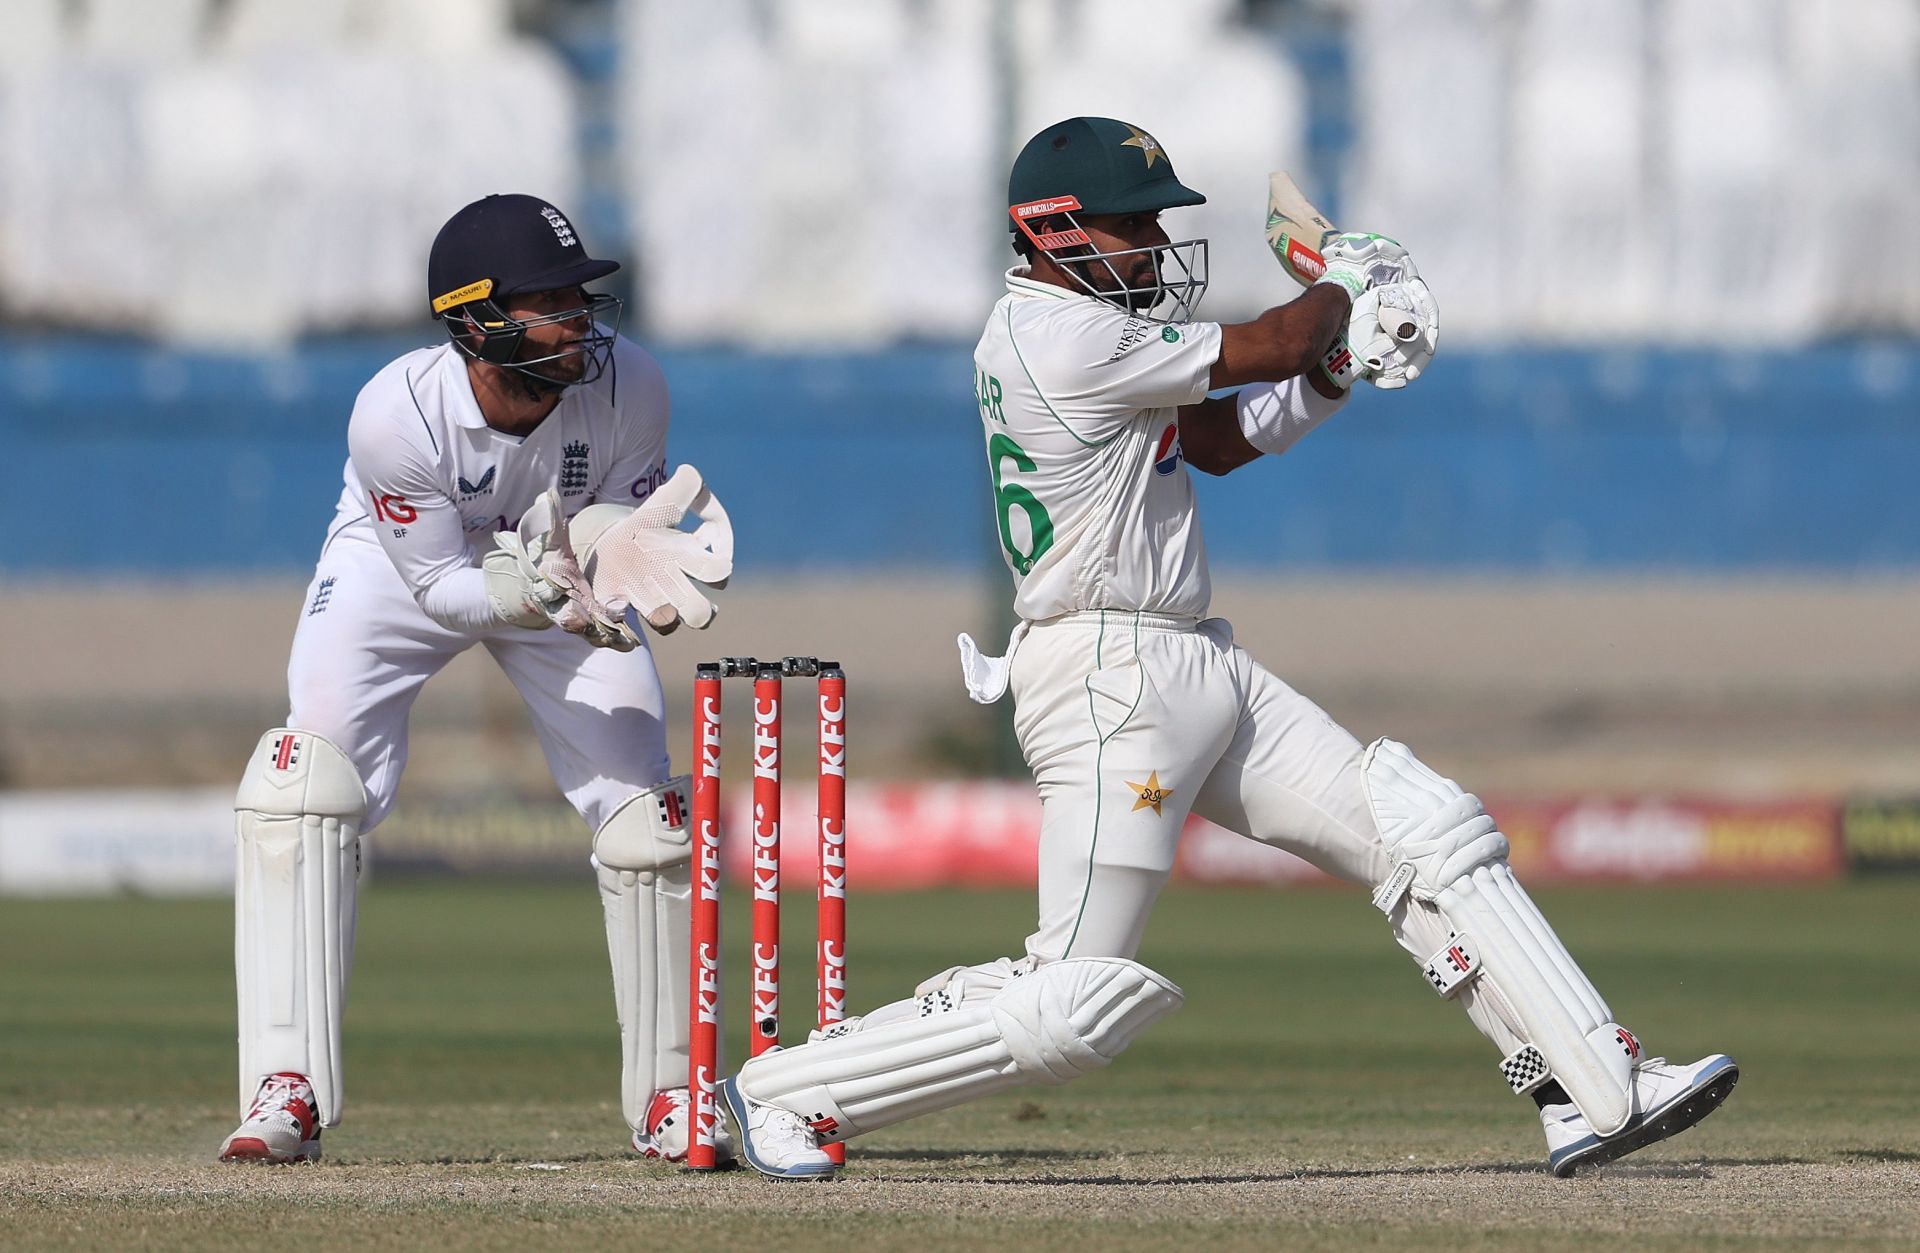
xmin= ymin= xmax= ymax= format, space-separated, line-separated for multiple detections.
xmin=720 ymin=1074 xmax=840 ymax=1180
xmin=631 ymin=1087 xmax=737 ymax=1164
xmin=219 ymin=1071 xmax=322 ymax=1164
xmin=1544 ymin=1053 xmax=1739 ymax=1177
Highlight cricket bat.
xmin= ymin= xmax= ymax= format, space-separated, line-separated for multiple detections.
xmin=1265 ymin=172 xmax=1420 ymax=343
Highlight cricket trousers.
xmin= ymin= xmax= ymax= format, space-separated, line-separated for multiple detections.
xmin=284 ymin=534 xmax=672 ymax=833
xmin=1010 ymin=609 xmax=1396 ymax=962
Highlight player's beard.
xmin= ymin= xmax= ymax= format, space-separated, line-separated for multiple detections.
xmin=1064 ymin=249 xmax=1166 ymax=314
xmin=515 ymin=339 xmax=589 ymax=394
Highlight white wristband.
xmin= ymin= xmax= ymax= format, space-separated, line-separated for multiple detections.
xmin=1234 ymin=377 xmax=1348 ymax=458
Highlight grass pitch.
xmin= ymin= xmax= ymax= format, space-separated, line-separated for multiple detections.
xmin=3 ymin=879 xmax=1916 ymax=1249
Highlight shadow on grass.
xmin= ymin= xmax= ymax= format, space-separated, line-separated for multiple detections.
xmin=333 ymin=1149 xmax=1856 ymax=1181
xmin=855 ymin=1154 xmax=1884 ymax=1183
xmin=1835 ymin=1147 xmax=1920 ymax=1164
xmin=835 ymin=1148 xmax=1112 ymax=1164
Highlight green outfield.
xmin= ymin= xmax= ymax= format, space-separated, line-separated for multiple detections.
xmin=3 ymin=879 xmax=1915 ymax=1250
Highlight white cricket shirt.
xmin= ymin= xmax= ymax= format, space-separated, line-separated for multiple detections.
xmin=972 ymin=268 xmax=1224 ymax=621
xmin=323 ymin=333 xmax=671 ymax=631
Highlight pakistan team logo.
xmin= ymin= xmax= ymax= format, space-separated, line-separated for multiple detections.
xmin=561 ymin=441 xmax=590 ymax=495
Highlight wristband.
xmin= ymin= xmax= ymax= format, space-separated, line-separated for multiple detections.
xmin=1235 ymin=377 xmax=1348 ymax=458
xmin=1312 ymin=267 xmax=1367 ymax=300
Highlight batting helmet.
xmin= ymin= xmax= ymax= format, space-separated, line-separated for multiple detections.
xmin=1006 ymin=118 xmax=1210 ymax=322
xmin=427 ymin=194 xmax=623 ymax=386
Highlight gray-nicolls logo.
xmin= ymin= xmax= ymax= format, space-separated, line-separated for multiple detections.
xmin=540 ymin=206 xmax=577 ymax=248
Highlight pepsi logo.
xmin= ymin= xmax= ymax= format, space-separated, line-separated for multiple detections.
xmin=1153 ymin=423 xmax=1183 ymax=476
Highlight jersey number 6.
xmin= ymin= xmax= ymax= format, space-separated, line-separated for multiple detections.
xmin=988 ymin=434 xmax=1054 ymax=576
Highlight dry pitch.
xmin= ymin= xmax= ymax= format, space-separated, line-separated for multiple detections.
xmin=3 ymin=881 xmax=1915 ymax=1250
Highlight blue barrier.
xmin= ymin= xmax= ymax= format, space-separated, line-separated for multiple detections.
xmin=1 ymin=333 xmax=1915 ymax=572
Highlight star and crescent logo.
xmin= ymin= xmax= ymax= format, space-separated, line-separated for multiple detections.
xmin=1121 ymin=126 xmax=1163 ymax=168
xmin=1126 ymin=771 xmax=1173 ymax=816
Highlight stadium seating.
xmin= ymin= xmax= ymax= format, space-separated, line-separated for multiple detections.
xmin=0 ymin=0 xmax=572 ymax=346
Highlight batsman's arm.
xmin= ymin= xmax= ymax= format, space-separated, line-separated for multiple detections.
xmin=1181 ymin=365 xmax=1348 ymax=477
xmin=1178 ymin=395 xmax=1262 ymax=475
xmin=1207 ymin=284 xmax=1350 ymax=391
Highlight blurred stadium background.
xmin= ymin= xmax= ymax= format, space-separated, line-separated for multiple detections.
xmin=2 ymin=0 xmax=1919 ymax=894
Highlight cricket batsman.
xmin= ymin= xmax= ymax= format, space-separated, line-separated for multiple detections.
xmin=720 ymin=118 xmax=1737 ymax=1179
xmin=219 ymin=194 xmax=735 ymax=1165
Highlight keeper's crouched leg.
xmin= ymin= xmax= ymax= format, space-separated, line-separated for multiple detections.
xmin=724 ymin=957 xmax=1182 ymax=1177
xmin=226 ymin=728 xmax=366 ymax=1162
xmin=593 ymin=777 xmax=733 ymax=1163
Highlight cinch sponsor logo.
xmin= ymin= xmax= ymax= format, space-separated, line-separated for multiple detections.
xmin=1153 ymin=422 xmax=1183 ymax=476
xmin=630 ymin=460 xmax=669 ymax=500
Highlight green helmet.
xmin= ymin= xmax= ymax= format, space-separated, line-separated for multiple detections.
xmin=1008 ymin=117 xmax=1207 ymax=224
xmin=1006 ymin=117 xmax=1209 ymax=322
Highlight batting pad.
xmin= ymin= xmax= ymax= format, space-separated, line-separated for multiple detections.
xmin=736 ymin=957 xmax=1182 ymax=1143
xmin=234 ymin=728 xmax=366 ymax=1127
xmin=593 ymin=777 xmax=695 ymax=1130
xmin=1364 ymin=739 xmax=1633 ymax=1136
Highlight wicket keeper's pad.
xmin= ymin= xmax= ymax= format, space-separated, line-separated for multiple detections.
xmin=594 ymin=776 xmax=695 ymax=1131
xmin=235 ymin=728 xmax=366 ymax=1127
xmin=734 ymin=957 xmax=1181 ymax=1142
xmin=1364 ymin=739 xmax=1634 ymax=1135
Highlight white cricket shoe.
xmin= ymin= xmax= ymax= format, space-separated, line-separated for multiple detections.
xmin=1543 ymin=1053 xmax=1739 ymax=1177
xmin=720 ymin=1074 xmax=840 ymax=1180
xmin=218 ymin=1071 xmax=323 ymax=1164
xmin=632 ymin=1087 xmax=737 ymax=1164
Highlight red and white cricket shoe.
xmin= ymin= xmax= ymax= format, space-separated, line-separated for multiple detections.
xmin=218 ymin=1072 xmax=322 ymax=1164
xmin=632 ymin=1086 xmax=736 ymax=1164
